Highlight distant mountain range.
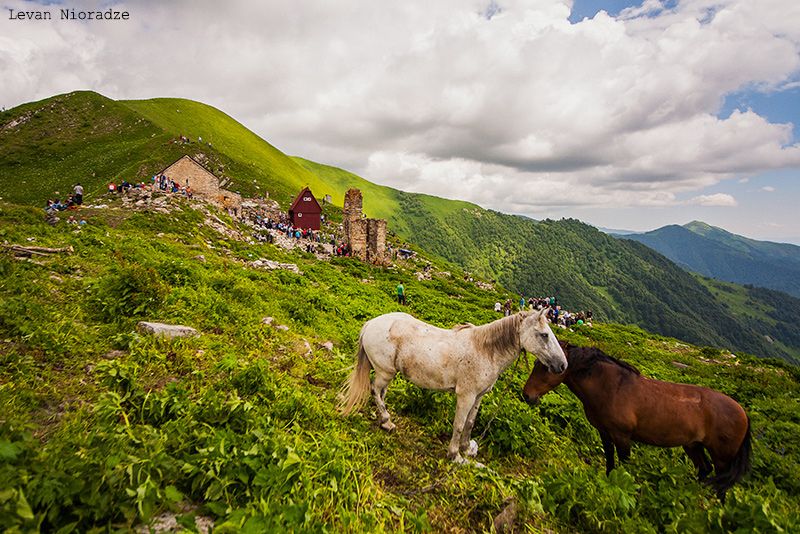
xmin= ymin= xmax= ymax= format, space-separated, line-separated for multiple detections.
xmin=618 ymin=221 xmax=800 ymax=298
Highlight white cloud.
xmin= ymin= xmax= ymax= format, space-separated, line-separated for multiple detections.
xmin=1 ymin=0 xmax=799 ymax=215
xmin=761 ymin=186 xmax=776 ymax=192
xmin=688 ymin=193 xmax=738 ymax=206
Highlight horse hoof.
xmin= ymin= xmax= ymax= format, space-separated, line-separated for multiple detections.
xmin=380 ymin=421 xmax=396 ymax=432
xmin=465 ymin=439 xmax=479 ymax=457
xmin=450 ymin=454 xmax=467 ymax=465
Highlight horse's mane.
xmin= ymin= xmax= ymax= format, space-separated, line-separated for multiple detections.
xmin=561 ymin=342 xmax=641 ymax=378
xmin=470 ymin=313 xmax=522 ymax=356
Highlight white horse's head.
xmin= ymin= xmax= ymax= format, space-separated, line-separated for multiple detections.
xmin=519 ymin=309 xmax=567 ymax=373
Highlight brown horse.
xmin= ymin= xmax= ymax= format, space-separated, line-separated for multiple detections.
xmin=522 ymin=341 xmax=751 ymax=500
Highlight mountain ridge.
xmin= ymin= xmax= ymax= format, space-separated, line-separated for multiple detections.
xmin=2 ymin=90 xmax=799 ymax=363
xmin=620 ymin=222 xmax=800 ymax=298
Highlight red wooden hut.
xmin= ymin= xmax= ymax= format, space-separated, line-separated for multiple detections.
xmin=289 ymin=187 xmax=322 ymax=230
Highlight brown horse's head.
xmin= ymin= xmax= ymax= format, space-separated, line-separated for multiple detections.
xmin=522 ymin=359 xmax=567 ymax=404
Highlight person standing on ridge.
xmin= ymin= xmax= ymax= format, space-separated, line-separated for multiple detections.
xmin=396 ymin=283 xmax=406 ymax=305
xmin=73 ymin=183 xmax=84 ymax=205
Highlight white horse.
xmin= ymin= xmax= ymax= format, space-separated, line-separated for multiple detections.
xmin=339 ymin=309 xmax=567 ymax=463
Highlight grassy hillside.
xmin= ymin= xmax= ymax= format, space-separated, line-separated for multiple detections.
xmin=622 ymin=222 xmax=800 ymax=298
xmin=2 ymin=91 xmax=800 ymax=363
xmin=1 ymin=200 xmax=799 ymax=532
xmin=697 ymin=276 xmax=800 ymax=358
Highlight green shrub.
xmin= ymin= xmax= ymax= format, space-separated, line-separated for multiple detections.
xmin=89 ymin=263 xmax=169 ymax=322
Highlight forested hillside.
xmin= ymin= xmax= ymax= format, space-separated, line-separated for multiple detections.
xmin=1 ymin=199 xmax=799 ymax=532
xmin=621 ymin=222 xmax=800 ymax=298
xmin=1 ymin=91 xmax=799 ymax=362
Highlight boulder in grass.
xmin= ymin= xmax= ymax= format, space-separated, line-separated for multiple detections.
xmin=493 ymin=498 xmax=518 ymax=533
xmin=137 ymin=321 xmax=198 ymax=339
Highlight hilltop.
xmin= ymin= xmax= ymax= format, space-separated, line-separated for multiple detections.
xmin=1 ymin=91 xmax=800 ymax=363
xmin=1 ymin=198 xmax=799 ymax=532
xmin=620 ymin=221 xmax=800 ymax=298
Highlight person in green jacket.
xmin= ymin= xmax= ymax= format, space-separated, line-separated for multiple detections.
xmin=397 ymin=283 xmax=406 ymax=305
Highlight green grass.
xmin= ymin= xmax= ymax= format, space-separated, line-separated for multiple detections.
xmin=696 ymin=276 xmax=800 ymax=362
xmin=1 ymin=199 xmax=800 ymax=532
xmin=3 ymin=91 xmax=800 ymax=364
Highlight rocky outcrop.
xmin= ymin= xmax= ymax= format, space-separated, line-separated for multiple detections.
xmin=137 ymin=321 xmax=199 ymax=338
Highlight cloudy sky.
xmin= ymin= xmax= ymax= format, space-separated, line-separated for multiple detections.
xmin=2 ymin=0 xmax=799 ymax=243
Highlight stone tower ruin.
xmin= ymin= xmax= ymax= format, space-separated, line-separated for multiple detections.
xmin=342 ymin=188 xmax=387 ymax=264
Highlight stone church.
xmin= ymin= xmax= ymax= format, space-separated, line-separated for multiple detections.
xmin=158 ymin=155 xmax=242 ymax=217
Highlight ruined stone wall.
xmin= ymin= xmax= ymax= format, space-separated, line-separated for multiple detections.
xmin=366 ymin=219 xmax=387 ymax=264
xmin=349 ymin=219 xmax=368 ymax=261
xmin=216 ymin=191 xmax=243 ymax=219
xmin=342 ymin=188 xmax=386 ymax=263
xmin=342 ymin=188 xmax=362 ymax=242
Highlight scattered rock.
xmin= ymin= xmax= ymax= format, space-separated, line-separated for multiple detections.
xmin=137 ymin=321 xmax=199 ymax=339
xmin=275 ymin=324 xmax=290 ymax=331
xmin=303 ymin=340 xmax=313 ymax=355
xmin=49 ymin=274 xmax=63 ymax=283
xmin=261 ymin=316 xmax=275 ymax=325
xmin=320 ymin=341 xmax=334 ymax=352
xmin=103 ymin=350 xmax=126 ymax=360
xmin=250 ymin=258 xmax=302 ymax=274
xmin=671 ymin=361 xmax=689 ymax=369
xmin=493 ymin=498 xmax=518 ymax=533
xmin=193 ymin=254 xmax=206 ymax=262
xmin=135 ymin=511 xmax=214 ymax=534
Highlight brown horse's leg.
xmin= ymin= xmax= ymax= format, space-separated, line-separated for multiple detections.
xmin=599 ymin=430 xmax=616 ymax=474
xmin=684 ymin=443 xmax=712 ymax=480
xmin=708 ymin=452 xmax=733 ymax=502
xmin=611 ymin=433 xmax=631 ymax=465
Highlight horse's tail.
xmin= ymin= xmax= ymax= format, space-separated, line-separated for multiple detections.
xmin=708 ymin=416 xmax=752 ymax=497
xmin=338 ymin=333 xmax=372 ymax=415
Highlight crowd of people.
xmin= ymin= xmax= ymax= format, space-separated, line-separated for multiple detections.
xmin=252 ymin=214 xmax=328 ymax=243
xmin=494 ymin=296 xmax=593 ymax=328
xmin=148 ymin=173 xmax=192 ymax=197
xmin=101 ymin=174 xmax=195 ymax=198
xmin=45 ymin=183 xmax=84 ymax=212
